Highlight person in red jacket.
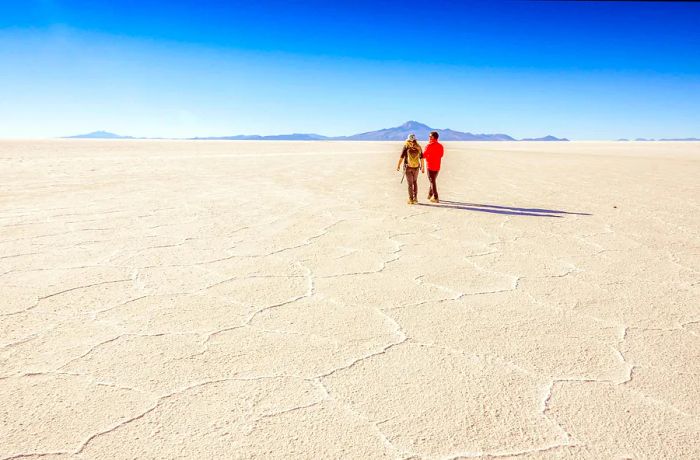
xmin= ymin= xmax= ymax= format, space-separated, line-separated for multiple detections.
xmin=423 ymin=131 xmax=444 ymax=203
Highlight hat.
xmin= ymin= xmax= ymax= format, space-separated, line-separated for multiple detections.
xmin=406 ymin=133 xmax=416 ymax=141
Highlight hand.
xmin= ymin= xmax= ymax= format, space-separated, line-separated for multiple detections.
xmin=396 ymin=167 xmax=400 ymax=171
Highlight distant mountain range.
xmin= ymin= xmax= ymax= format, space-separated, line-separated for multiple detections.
xmin=64 ymin=122 xmax=568 ymax=141
xmin=521 ymin=135 xmax=569 ymax=142
xmin=618 ymin=137 xmax=700 ymax=142
xmin=191 ymin=121 xmax=566 ymax=141
xmin=190 ymin=133 xmax=328 ymax=141
xmin=67 ymin=130 xmax=135 ymax=139
xmin=330 ymin=121 xmax=522 ymax=141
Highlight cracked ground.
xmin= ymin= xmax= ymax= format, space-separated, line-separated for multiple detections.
xmin=1 ymin=139 xmax=698 ymax=459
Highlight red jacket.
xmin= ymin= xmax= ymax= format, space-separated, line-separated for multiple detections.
xmin=423 ymin=139 xmax=444 ymax=171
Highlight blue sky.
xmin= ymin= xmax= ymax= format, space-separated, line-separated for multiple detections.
xmin=1 ymin=0 xmax=699 ymax=139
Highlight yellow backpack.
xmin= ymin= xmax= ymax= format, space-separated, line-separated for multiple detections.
xmin=405 ymin=142 xmax=421 ymax=168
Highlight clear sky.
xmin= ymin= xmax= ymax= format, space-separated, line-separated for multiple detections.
xmin=1 ymin=0 xmax=699 ymax=140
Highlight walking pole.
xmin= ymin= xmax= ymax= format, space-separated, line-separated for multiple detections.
xmin=400 ymin=164 xmax=406 ymax=183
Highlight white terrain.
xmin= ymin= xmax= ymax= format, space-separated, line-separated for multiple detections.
xmin=1 ymin=139 xmax=698 ymax=459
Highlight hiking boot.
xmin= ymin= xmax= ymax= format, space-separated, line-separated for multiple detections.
xmin=430 ymin=197 xmax=439 ymax=203
xmin=407 ymin=199 xmax=413 ymax=205
xmin=412 ymin=199 xmax=418 ymax=205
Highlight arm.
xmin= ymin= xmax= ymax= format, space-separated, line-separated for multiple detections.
xmin=420 ymin=146 xmax=425 ymax=173
xmin=396 ymin=146 xmax=407 ymax=171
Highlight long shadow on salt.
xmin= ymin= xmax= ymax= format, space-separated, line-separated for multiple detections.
xmin=418 ymin=200 xmax=591 ymax=217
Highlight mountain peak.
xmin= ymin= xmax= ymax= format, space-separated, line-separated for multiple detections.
xmin=398 ymin=121 xmax=432 ymax=131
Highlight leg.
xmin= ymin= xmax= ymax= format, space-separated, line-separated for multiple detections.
xmin=405 ymin=168 xmax=411 ymax=199
xmin=428 ymin=170 xmax=435 ymax=199
xmin=430 ymin=170 xmax=439 ymax=201
xmin=406 ymin=168 xmax=417 ymax=202
xmin=411 ymin=170 xmax=418 ymax=201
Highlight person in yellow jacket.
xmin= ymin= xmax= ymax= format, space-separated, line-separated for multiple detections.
xmin=396 ymin=133 xmax=426 ymax=204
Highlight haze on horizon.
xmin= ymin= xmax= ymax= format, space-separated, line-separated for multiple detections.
xmin=1 ymin=0 xmax=699 ymax=141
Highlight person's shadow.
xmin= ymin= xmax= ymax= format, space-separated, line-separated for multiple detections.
xmin=418 ymin=200 xmax=591 ymax=218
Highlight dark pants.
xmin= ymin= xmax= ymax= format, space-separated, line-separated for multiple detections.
xmin=405 ymin=166 xmax=419 ymax=200
xmin=427 ymin=169 xmax=439 ymax=200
